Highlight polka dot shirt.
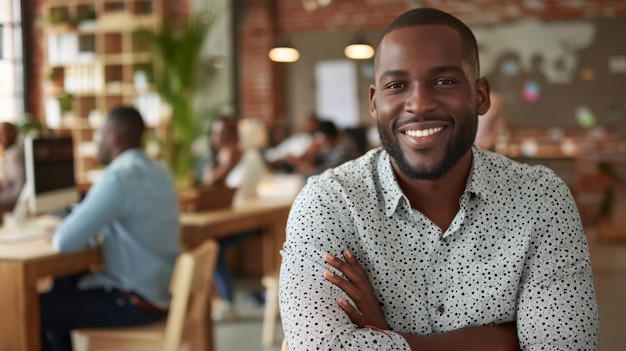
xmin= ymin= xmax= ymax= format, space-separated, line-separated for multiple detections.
xmin=279 ymin=147 xmax=599 ymax=350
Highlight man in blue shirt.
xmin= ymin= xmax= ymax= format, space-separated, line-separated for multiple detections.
xmin=40 ymin=106 xmax=180 ymax=351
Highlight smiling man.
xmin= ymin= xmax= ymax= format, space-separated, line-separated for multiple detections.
xmin=279 ymin=7 xmax=599 ymax=351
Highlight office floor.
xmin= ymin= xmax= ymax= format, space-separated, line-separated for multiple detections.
xmin=216 ymin=238 xmax=626 ymax=351
xmin=214 ymin=279 xmax=283 ymax=351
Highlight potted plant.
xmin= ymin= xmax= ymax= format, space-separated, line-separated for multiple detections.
xmin=142 ymin=14 xmax=217 ymax=187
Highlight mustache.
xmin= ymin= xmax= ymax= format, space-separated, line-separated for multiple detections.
xmin=394 ymin=113 xmax=451 ymax=129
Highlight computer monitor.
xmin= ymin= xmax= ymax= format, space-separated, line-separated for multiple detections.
xmin=13 ymin=136 xmax=79 ymax=220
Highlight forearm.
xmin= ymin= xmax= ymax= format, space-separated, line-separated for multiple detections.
xmin=54 ymin=175 xmax=124 ymax=252
xmin=400 ymin=322 xmax=519 ymax=351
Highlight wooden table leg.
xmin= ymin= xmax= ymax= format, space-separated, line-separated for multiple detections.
xmin=189 ymin=305 xmax=213 ymax=351
xmin=260 ymin=215 xmax=288 ymax=346
xmin=0 ymin=260 xmax=41 ymax=351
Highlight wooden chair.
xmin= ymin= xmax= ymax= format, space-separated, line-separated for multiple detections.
xmin=261 ymin=273 xmax=280 ymax=346
xmin=71 ymin=240 xmax=219 ymax=351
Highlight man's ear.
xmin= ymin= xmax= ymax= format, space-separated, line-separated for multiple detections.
xmin=369 ymin=84 xmax=378 ymax=120
xmin=476 ymin=77 xmax=491 ymax=116
xmin=106 ymin=130 xmax=120 ymax=150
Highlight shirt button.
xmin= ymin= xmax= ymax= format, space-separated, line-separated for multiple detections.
xmin=437 ymin=305 xmax=445 ymax=314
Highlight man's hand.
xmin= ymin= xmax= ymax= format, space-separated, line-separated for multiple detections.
xmin=323 ymin=249 xmax=389 ymax=330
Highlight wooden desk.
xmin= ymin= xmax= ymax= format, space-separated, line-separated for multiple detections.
xmin=0 ymin=195 xmax=293 ymax=351
xmin=0 ymin=239 xmax=101 ymax=351
xmin=180 ymin=196 xmax=292 ymax=276
xmin=179 ymin=195 xmax=293 ymax=350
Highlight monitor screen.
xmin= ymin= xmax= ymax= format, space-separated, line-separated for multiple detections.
xmin=30 ymin=137 xmax=75 ymax=193
xmin=22 ymin=136 xmax=79 ymax=215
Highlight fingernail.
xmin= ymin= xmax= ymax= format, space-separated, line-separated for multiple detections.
xmin=344 ymin=249 xmax=352 ymax=258
xmin=324 ymin=269 xmax=334 ymax=278
xmin=338 ymin=298 xmax=347 ymax=306
xmin=324 ymin=253 xmax=334 ymax=262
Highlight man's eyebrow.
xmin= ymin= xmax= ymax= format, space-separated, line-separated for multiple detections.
xmin=429 ymin=65 xmax=464 ymax=75
xmin=378 ymin=65 xmax=465 ymax=84
xmin=378 ymin=69 xmax=409 ymax=83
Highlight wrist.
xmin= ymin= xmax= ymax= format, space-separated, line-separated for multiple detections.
xmin=363 ymin=324 xmax=391 ymax=338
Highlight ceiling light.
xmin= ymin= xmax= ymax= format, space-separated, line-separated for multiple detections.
xmin=344 ymin=42 xmax=374 ymax=60
xmin=268 ymin=45 xmax=300 ymax=63
xmin=318 ymin=0 xmax=332 ymax=7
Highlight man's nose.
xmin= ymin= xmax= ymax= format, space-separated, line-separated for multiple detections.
xmin=404 ymin=84 xmax=437 ymax=115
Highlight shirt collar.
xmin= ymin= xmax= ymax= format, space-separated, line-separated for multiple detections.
xmin=377 ymin=150 xmax=409 ymax=217
xmin=378 ymin=146 xmax=491 ymax=217
xmin=109 ymin=148 xmax=145 ymax=167
xmin=466 ymin=146 xmax=493 ymax=201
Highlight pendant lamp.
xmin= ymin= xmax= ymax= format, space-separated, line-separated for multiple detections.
xmin=269 ymin=37 xmax=300 ymax=63
xmin=344 ymin=35 xmax=374 ymax=60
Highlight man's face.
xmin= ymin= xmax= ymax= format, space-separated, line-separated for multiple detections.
xmin=370 ymin=25 xmax=489 ymax=180
xmin=210 ymin=120 xmax=226 ymax=148
xmin=96 ymin=123 xmax=112 ymax=165
xmin=0 ymin=125 xmax=15 ymax=147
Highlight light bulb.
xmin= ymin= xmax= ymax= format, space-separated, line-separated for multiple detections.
xmin=268 ymin=47 xmax=300 ymax=63
xmin=344 ymin=43 xmax=374 ymax=60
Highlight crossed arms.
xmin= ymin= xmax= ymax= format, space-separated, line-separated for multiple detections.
xmin=279 ymin=175 xmax=599 ymax=350
xmin=322 ymin=249 xmax=519 ymax=350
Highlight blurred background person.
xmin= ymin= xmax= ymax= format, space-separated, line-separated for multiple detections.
xmin=288 ymin=120 xmax=361 ymax=176
xmin=475 ymin=91 xmax=507 ymax=151
xmin=202 ymin=115 xmax=268 ymax=320
xmin=40 ymin=106 xmax=179 ymax=351
xmin=230 ymin=118 xmax=269 ymax=204
xmin=264 ymin=113 xmax=319 ymax=172
xmin=203 ymin=116 xmax=242 ymax=187
xmin=0 ymin=122 xmax=25 ymax=211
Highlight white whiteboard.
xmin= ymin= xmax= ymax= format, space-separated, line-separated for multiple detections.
xmin=315 ymin=60 xmax=359 ymax=128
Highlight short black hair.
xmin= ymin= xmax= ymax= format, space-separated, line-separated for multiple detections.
xmin=107 ymin=106 xmax=145 ymax=148
xmin=318 ymin=120 xmax=338 ymax=137
xmin=213 ymin=115 xmax=239 ymax=137
xmin=375 ymin=8 xmax=480 ymax=79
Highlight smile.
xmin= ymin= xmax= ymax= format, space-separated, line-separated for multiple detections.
xmin=404 ymin=127 xmax=444 ymax=138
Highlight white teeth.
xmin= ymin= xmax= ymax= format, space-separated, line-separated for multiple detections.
xmin=405 ymin=127 xmax=443 ymax=138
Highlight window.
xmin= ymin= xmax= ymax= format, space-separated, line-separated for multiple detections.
xmin=0 ymin=0 xmax=24 ymax=123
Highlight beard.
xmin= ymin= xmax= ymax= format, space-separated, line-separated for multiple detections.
xmin=378 ymin=114 xmax=477 ymax=180
xmin=97 ymin=144 xmax=111 ymax=166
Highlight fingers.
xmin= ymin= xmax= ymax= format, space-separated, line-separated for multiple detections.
xmin=323 ymin=269 xmax=363 ymax=325
xmin=324 ymin=250 xmax=367 ymax=284
xmin=323 ymin=249 xmax=390 ymax=330
xmin=323 ymin=268 xmax=363 ymax=301
xmin=323 ymin=251 xmax=370 ymax=307
xmin=338 ymin=297 xmax=363 ymax=326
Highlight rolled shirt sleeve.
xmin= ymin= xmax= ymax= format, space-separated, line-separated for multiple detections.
xmin=516 ymin=174 xmax=599 ymax=350
xmin=52 ymin=171 xmax=125 ymax=252
xmin=280 ymin=179 xmax=411 ymax=350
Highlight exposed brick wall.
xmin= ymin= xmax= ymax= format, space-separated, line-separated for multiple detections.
xmin=237 ymin=0 xmax=284 ymax=125
xmin=28 ymin=0 xmax=626 ymax=124
xmin=238 ymin=0 xmax=626 ymax=123
xmin=27 ymin=0 xmax=46 ymax=119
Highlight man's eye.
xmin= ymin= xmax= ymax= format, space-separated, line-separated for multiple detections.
xmin=386 ymin=83 xmax=405 ymax=89
xmin=436 ymin=79 xmax=455 ymax=85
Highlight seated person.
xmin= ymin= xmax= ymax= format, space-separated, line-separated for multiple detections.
xmin=203 ymin=115 xmax=268 ymax=319
xmin=40 ymin=106 xmax=180 ymax=351
xmin=232 ymin=118 xmax=270 ymax=202
xmin=203 ymin=116 xmax=242 ymax=187
xmin=0 ymin=122 xmax=25 ymax=211
xmin=475 ymin=91 xmax=507 ymax=150
xmin=264 ymin=113 xmax=319 ymax=172
xmin=289 ymin=120 xmax=362 ymax=176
